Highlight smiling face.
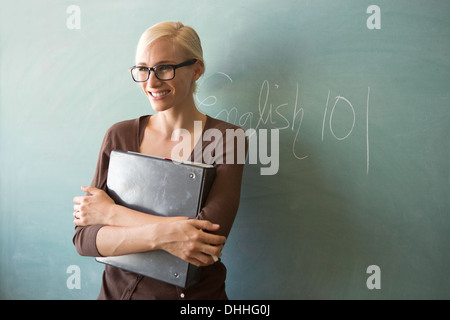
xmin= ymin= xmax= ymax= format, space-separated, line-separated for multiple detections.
xmin=136 ymin=37 xmax=203 ymax=113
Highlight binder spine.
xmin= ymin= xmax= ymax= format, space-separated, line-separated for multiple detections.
xmin=197 ymin=167 xmax=216 ymax=214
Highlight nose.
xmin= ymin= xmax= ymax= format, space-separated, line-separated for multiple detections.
xmin=147 ymin=70 xmax=161 ymax=88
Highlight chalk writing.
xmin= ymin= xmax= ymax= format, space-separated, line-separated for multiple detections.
xmin=196 ymin=73 xmax=371 ymax=174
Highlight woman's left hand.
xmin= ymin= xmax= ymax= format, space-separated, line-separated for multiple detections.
xmin=73 ymin=186 xmax=115 ymax=226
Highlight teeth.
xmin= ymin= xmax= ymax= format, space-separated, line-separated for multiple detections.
xmin=152 ymin=91 xmax=170 ymax=97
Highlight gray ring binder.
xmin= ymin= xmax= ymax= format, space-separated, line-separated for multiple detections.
xmin=96 ymin=150 xmax=216 ymax=288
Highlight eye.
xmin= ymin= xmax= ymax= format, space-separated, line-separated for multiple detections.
xmin=136 ymin=66 xmax=148 ymax=72
xmin=156 ymin=65 xmax=172 ymax=72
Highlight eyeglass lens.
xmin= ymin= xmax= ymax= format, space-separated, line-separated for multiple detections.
xmin=132 ymin=65 xmax=175 ymax=82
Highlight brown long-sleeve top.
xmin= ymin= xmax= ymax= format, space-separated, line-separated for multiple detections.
xmin=73 ymin=115 xmax=246 ymax=300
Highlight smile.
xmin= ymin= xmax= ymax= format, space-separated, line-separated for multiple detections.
xmin=150 ymin=90 xmax=171 ymax=99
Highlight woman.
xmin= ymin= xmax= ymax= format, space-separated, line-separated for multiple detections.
xmin=72 ymin=21 xmax=245 ymax=299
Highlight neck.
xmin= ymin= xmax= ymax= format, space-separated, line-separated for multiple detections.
xmin=151 ymin=99 xmax=206 ymax=139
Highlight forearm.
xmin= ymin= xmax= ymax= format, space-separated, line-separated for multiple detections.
xmin=108 ymin=204 xmax=188 ymax=227
xmin=96 ymin=224 xmax=160 ymax=256
xmin=95 ymin=220 xmax=226 ymax=267
xmin=74 ymin=186 xmax=188 ymax=228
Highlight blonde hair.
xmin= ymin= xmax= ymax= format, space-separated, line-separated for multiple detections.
xmin=135 ymin=21 xmax=204 ymax=91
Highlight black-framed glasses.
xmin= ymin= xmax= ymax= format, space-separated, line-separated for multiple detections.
xmin=130 ymin=59 xmax=197 ymax=82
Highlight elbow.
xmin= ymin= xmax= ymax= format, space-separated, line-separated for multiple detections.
xmin=72 ymin=230 xmax=90 ymax=257
xmin=73 ymin=225 xmax=104 ymax=257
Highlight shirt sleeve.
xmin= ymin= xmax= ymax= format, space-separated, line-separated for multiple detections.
xmin=72 ymin=118 xmax=143 ymax=257
xmin=196 ymin=162 xmax=245 ymax=238
xmin=72 ymin=127 xmax=112 ymax=257
xmin=195 ymin=125 xmax=247 ymax=238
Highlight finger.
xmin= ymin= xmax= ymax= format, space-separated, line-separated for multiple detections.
xmin=200 ymin=243 xmax=224 ymax=258
xmin=81 ymin=185 xmax=98 ymax=195
xmin=74 ymin=218 xmax=84 ymax=226
xmin=73 ymin=210 xmax=84 ymax=219
xmin=188 ymin=253 xmax=216 ymax=267
xmin=187 ymin=219 xmax=220 ymax=232
xmin=199 ymin=231 xmax=226 ymax=246
xmin=73 ymin=196 xmax=83 ymax=204
xmin=185 ymin=257 xmax=204 ymax=267
xmin=73 ymin=212 xmax=88 ymax=226
xmin=181 ymin=240 xmax=220 ymax=266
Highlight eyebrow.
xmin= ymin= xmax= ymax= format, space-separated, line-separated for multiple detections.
xmin=136 ymin=60 xmax=176 ymax=67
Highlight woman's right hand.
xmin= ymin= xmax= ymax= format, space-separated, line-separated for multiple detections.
xmin=156 ymin=219 xmax=226 ymax=267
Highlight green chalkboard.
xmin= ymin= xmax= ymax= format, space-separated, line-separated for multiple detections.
xmin=0 ymin=0 xmax=449 ymax=300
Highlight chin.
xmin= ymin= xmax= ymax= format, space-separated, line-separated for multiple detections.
xmin=149 ymin=101 xmax=171 ymax=113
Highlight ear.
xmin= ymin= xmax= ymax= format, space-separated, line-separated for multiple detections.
xmin=192 ymin=60 xmax=204 ymax=82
